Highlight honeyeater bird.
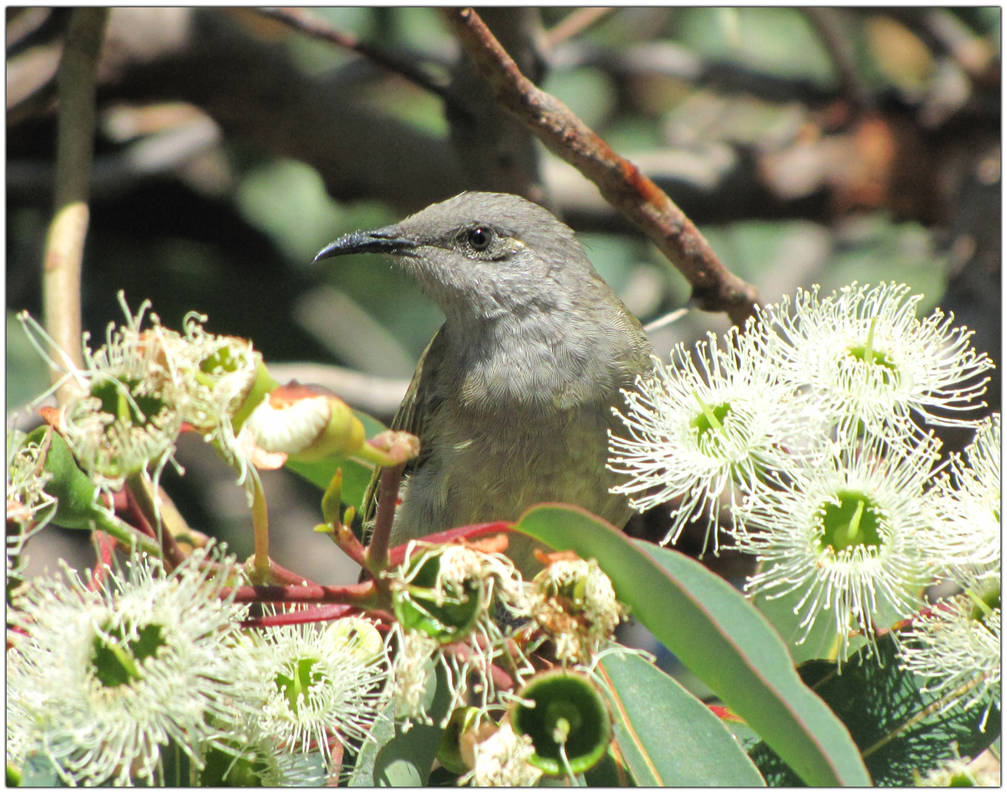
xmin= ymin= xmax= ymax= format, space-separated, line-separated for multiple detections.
xmin=314 ymin=191 xmax=655 ymax=572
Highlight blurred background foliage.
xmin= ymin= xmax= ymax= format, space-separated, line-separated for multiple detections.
xmin=6 ymin=7 xmax=1001 ymax=583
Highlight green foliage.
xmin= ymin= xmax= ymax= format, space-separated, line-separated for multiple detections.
xmin=31 ymin=426 xmax=110 ymax=532
xmin=600 ymin=650 xmax=765 ymax=785
xmin=352 ymin=664 xmax=452 ymax=786
xmin=514 ymin=504 xmax=872 ymax=786
xmin=749 ymin=634 xmax=1001 ymax=786
xmin=677 ymin=8 xmax=833 ymax=84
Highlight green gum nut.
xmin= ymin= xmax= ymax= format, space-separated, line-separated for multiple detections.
xmin=392 ymin=553 xmax=484 ymax=644
xmin=437 ymin=707 xmax=482 ymax=775
xmin=511 ymin=670 xmax=611 ymax=776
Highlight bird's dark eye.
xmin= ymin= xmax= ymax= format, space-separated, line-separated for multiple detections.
xmin=467 ymin=226 xmax=492 ymax=251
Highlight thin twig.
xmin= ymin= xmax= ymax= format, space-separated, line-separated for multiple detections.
xmin=367 ymin=463 xmax=405 ymax=574
xmin=333 ymin=522 xmax=369 ymax=569
xmin=256 ymin=7 xmax=457 ymax=108
xmin=446 ymin=8 xmax=760 ymax=326
xmin=546 ymin=7 xmax=614 ymax=48
xmin=803 ymin=8 xmax=869 ymax=110
xmin=250 ymin=474 xmax=271 ymax=583
xmin=124 ymin=471 xmax=187 ymax=571
xmin=42 ymin=8 xmax=108 ymax=404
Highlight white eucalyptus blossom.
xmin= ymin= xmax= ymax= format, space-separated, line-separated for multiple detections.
xmin=609 ymin=328 xmax=819 ymax=553
xmin=462 ymin=722 xmax=543 ymax=787
xmin=18 ymin=295 xmax=187 ymax=492
xmin=6 ymin=430 xmax=57 ymax=586
xmin=897 ymin=579 xmax=1000 ymax=732
xmin=175 ymin=313 xmax=265 ymax=430
xmin=388 ymin=542 xmax=536 ymax=727
xmin=5 ymin=547 xmax=255 ymax=786
xmin=243 ymin=613 xmax=391 ymax=769
xmin=921 ymin=414 xmax=1000 ymax=577
xmin=733 ymin=433 xmax=939 ymax=661
xmin=751 ymin=282 xmax=993 ymax=437
xmin=524 ymin=557 xmax=624 ymax=664
xmin=168 ymin=315 xmax=268 ymax=494
xmin=899 ymin=603 xmax=1000 ymax=732
xmin=62 ymin=316 xmax=186 ymax=491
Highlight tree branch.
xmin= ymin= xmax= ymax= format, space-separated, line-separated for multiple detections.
xmin=42 ymin=8 xmax=108 ymax=402
xmin=803 ymin=7 xmax=869 ymax=110
xmin=545 ymin=8 xmax=614 ymax=48
xmin=446 ymin=7 xmax=759 ymax=325
xmin=255 ymin=7 xmax=458 ymax=110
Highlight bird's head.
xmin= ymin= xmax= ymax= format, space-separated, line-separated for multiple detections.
xmin=314 ymin=192 xmax=600 ymax=324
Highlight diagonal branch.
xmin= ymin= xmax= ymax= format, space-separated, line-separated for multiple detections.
xmin=803 ymin=7 xmax=869 ymax=110
xmin=446 ymin=7 xmax=760 ymax=326
xmin=255 ymin=7 xmax=459 ymax=111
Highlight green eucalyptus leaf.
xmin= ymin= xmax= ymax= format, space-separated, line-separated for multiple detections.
xmin=29 ymin=425 xmax=110 ymax=531
xmin=514 ymin=504 xmax=871 ymax=787
xmin=370 ymin=661 xmax=451 ymax=786
xmin=348 ymin=704 xmax=396 ymax=787
xmin=749 ymin=633 xmax=1001 ymax=786
xmin=582 ymin=747 xmax=631 ymax=786
xmin=14 ymin=754 xmax=63 ymax=787
xmin=600 ymin=650 xmax=765 ymax=785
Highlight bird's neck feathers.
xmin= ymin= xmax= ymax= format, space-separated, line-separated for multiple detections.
xmin=441 ymin=288 xmax=634 ymax=413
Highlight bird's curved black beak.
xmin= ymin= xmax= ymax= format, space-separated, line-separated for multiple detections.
xmin=313 ymin=229 xmax=416 ymax=262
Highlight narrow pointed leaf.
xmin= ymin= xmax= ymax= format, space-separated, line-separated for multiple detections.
xmin=600 ymin=650 xmax=765 ymax=785
xmin=515 ymin=504 xmax=870 ymax=786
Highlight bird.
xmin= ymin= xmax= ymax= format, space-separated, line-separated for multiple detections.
xmin=314 ymin=191 xmax=655 ymax=573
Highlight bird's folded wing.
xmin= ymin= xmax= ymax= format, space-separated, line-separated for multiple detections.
xmin=361 ymin=323 xmax=448 ymax=528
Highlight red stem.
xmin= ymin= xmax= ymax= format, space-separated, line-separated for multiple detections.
xmin=241 ymin=603 xmax=355 ymax=629
xmin=366 ymin=463 xmax=405 ymax=573
xmin=267 ymin=559 xmax=320 ymax=587
xmin=386 ymin=521 xmax=514 ymax=567
xmin=225 ymin=580 xmax=377 ymax=606
xmin=88 ymin=530 xmax=116 ymax=590
xmin=121 ymin=482 xmax=187 ymax=570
